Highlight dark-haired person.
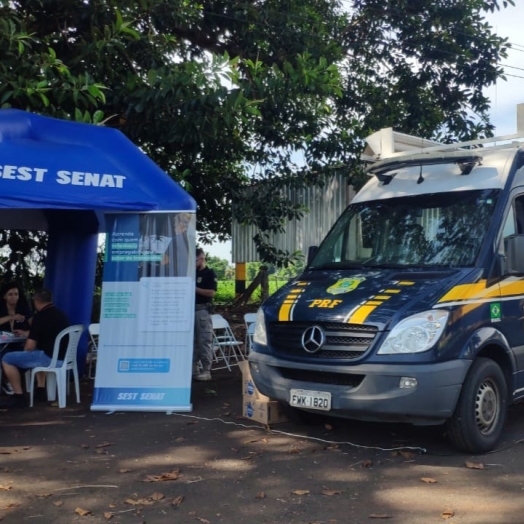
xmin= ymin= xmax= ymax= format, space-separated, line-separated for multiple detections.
xmin=193 ymin=248 xmax=217 ymax=381
xmin=0 ymin=282 xmax=32 ymax=395
xmin=0 ymin=288 xmax=69 ymax=408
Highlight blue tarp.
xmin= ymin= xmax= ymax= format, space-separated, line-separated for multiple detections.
xmin=0 ymin=109 xmax=196 ymax=224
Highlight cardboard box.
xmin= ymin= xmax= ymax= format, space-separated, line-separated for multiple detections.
xmin=242 ymin=395 xmax=288 ymax=425
xmin=239 ymin=360 xmax=270 ymax=401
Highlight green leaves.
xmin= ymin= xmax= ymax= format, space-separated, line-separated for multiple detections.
xmin=0 ymin=0 xmax=513 ymax=266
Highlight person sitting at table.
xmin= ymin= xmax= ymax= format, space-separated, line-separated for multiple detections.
xmin=0 ymin=288 xmax=69 ymax=408
xmin=0 ymin=282 xmax=32 ymax=396
xmin=0 ymin=281 xmax=32 ymax=335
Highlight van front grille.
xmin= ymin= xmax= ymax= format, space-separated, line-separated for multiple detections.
xmin=268 ymin=321 xmax=378 ymax=360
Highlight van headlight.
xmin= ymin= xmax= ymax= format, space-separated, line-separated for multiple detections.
xmin=253 ymin=308 xmax=267 ymax=346
xmin=378 ymin=310 xmax=449 ymax=354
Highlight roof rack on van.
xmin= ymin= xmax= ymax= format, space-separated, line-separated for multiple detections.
xmin=362 ymin=103 xmax=524 ymax=170
xmin=367 ymin=151 xmax=483 ymax=181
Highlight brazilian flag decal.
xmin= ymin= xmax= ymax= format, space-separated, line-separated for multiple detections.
xmin=490 ymin=302 xmax=501 ymax=323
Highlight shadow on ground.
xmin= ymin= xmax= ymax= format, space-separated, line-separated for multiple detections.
xmin=1 ymin=368 xmax=524 ymax=523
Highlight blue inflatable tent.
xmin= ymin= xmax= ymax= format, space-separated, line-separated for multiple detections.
xmin=0 ymin=109 xmax=197 ymax=369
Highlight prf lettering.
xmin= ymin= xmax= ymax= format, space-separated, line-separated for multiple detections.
xmin=309 ymin=299 xmax=343 ymax=308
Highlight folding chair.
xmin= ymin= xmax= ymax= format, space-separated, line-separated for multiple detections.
xmin=27 ymin=324 xmax=85 ymax=408
xmin=211 ymin=314 xmax=244 ymax=371
xmin=87 ymin=323 xmax=99 ymax=379
xmin=246 ymin=322 xmax=255 ymax=355
xmin=244 ymin=312 xmax=257 ymax=355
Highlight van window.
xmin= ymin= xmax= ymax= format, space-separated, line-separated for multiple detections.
xmin=310 ymin=189 xmax=500 ymax=269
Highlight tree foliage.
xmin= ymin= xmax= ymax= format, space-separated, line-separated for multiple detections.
xmin=0 ymin=0 xmax=514 ymax=268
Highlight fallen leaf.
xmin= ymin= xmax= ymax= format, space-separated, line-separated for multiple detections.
xmin=400 ymin=451 xmax=416 ymax=459
xmin=288 ymin=446 xmax=302 ymax=454
xmin=1 ymin=503 xmax=19 ymax=510
xmin=151 ymin=492 xmax=164 ymax=501
xmin=321 ymin=489 xmax=342 ymax=496
xmin=369 ymin=514 xmax=391 ymax=519
xmin=175 ymin=437 xmax=185 ymax=442
xmin=75 ymin=507 xmax=92 ymax=516
xmin=172 ymin=495 xmax=184 ymax=507
xmin=95 ymin=442 xmax=113 ymax=448
xmin=95 ymin=449 xmax=108 ymax=454
xmin=125 ymin=499 xmax=141 ymax=506
xmin=53 ymin=501 xmax=63 ymax=507
xmin=441 ymin=509 xmax=454 ymax=519
xmin=292 ymin=489 xmax=310 ymax=495
xmin=197 ymin=518 xmax=210 ymax=524
xmin=420 ymin=477 xmax=438 ymax=484
xmin=119 ymin=468 xmax=130 ymax=473
xmin=80 ymin=444 xmax=89 ymax=449
xmin=104 ymin=512 xmax=113 ymax=520
xmin=36 ymin=492 xmax=53 ymax=497
xmin=361 ymin=460 xmax=372 ymax=468
xmin=143 ymin=469 xmax=181 ymax=482
xmin=256 ymin=491 xmax=266 ymax=499
xmin=0 ymin=486 xmax=12 ymax=491
xmin=465 ymin=461 xmax=484 ymax=470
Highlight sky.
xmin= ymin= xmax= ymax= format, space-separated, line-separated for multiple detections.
xmin=207 ymin=2 xmax=524 ymax=263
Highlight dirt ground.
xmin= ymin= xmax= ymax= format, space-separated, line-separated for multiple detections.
xmin=2 ymin=311 xmax=524 ymax=523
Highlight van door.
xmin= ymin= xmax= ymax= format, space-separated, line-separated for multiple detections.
xmin=499 ymin=193 xmax=524 ymax=393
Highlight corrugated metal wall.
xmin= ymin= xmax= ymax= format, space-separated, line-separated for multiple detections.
xmin=231 ymin=174 xmax=355 ymax=263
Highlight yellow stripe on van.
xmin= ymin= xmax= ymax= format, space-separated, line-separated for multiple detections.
xmin=366 ymin=301 xmax=383 ymax=306
xmin=437 ymin=280 xmax=495 ymax=303
xmin=499 ymin=280 xmax=524 ymax=297
xmin=374 ymin=295 xmax=391 ymax=300
xmin=279 ymin=304 xmax=292 ymax=321
xmin=384 ymin=289 xmax=401 ymax=293
xmin=347 ymin=305 xmax=378 ymax=324
xmin=398 ymin=281 xmax=415 ymax=285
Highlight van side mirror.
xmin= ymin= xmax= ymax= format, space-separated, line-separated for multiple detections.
xmin=307 ymin=246 xmax=318 ymax=265
xmin=505 ymin=235 xmax=524 ymax=273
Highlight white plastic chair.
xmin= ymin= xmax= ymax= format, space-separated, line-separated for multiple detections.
xmin=211 ymin=314 xmax=244 ymax=370
xmin=244 ymin=313 xmax=257 ymax=355
xmin=28 ymin=324 xmax=85 ymax=408
xmin=87 ymin=323 xmax=99 ymax=379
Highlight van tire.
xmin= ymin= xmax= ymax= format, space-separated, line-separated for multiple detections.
xmin=446 ymin=358 xmax=507 ymax=454
xmin=279 ymin=402 xmax=325 ymax=425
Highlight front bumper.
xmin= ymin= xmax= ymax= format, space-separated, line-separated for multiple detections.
xmin=248 ymin=353 xmax=471 ymax=425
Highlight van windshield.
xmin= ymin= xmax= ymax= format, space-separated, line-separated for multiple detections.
xmin=310 ymin=189 xmax=500 ymax=269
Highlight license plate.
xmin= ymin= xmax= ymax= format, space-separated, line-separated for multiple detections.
xmin=290 ymin=389 xmax=331 ymax=411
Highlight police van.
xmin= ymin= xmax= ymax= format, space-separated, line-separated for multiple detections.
xmin=248 ymin=106 xmax=524 ymax=453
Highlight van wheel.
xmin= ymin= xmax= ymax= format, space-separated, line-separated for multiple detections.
xmin=446 ymin=358 xmax=507 ymax=454
xmin=280 ymin=402 xmax=325 ymax=425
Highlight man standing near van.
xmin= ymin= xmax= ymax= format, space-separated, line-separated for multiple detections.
xmin=193 ymin=248 xmax=217 ymax=381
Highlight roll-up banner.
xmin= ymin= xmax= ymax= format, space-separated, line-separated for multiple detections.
xmin=91 ymin=212 xmax=195 ymax=412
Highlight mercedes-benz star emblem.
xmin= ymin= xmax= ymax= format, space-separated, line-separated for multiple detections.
xmin=301 ymin=325 xmax=325 ymax=354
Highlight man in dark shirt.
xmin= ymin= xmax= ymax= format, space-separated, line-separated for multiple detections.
xmin=1 ymin=288 xmax=70 ymax=408
xmin=193 ymin=248 xmax=217 ymax=381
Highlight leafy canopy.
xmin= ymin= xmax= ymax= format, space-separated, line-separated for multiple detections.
xmin=0 ymin=0 xmax=514 ymax=268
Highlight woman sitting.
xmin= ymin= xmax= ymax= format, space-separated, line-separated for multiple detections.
xmin=0 ymin=282 xmax=32 ymax=395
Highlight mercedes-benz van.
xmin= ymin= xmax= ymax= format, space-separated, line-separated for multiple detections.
xmin=248 ymin=122 xmax=524 ymax=453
